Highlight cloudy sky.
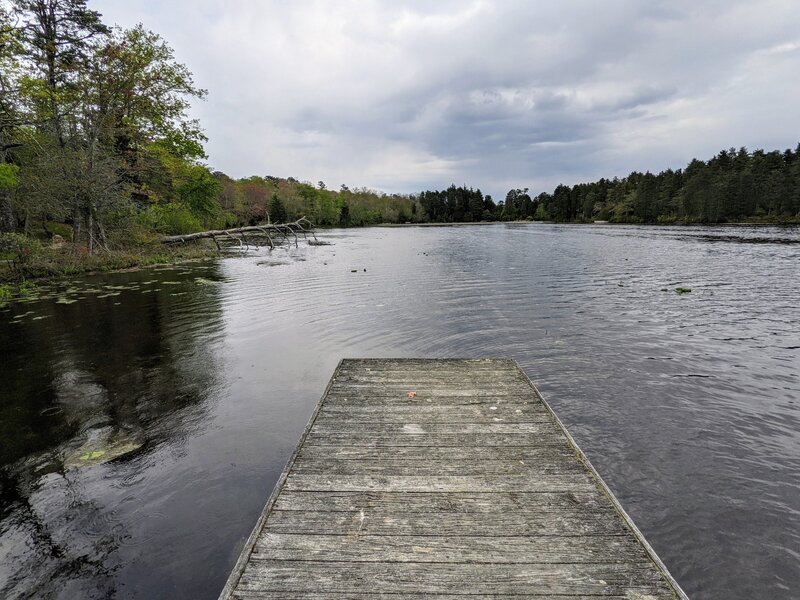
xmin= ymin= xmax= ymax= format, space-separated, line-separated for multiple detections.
xmin=92 ymin=0 xmax=800 ymax=198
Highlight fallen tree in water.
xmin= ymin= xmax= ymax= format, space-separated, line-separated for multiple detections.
xmin=160 ymin=217 xmax=317 ymax=250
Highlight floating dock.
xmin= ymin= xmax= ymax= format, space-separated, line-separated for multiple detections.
xmin=219 ymin=358 xmax=688 ymax=599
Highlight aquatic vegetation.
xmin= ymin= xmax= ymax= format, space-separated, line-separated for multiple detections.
xmin=256 ymin=260 xmax=288 ymax=267
xmin=0 ymin=243 xmax=218 ymax=284
xmin=0 ymin=284 xmax=12 ymax=303
xmin=62 ymin=430 xmax=144 ymax=469
xmin=80 ymin=450 xmax=106 ymax=461
xmin=675 ymin=287 xmax=692 ymax=294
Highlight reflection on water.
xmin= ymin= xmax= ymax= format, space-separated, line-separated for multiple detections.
xmin=1 ymin=264 xmax=226 ymax=598
xmin=1 ymin=224 xmax=799 ymax=600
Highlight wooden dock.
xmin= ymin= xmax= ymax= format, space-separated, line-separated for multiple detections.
xmin=219 ymin=358 xmax=689 ymax=599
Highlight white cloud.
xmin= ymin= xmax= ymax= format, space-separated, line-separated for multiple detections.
xmin=92 ymin=0 xmax=800 ymax=197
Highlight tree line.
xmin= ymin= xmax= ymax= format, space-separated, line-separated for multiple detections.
xmin=0 ymin=0 xmax=460 ymax=245
xmin=1 ymin=1 xmax=797 ymax=263
xmin=0 ymin=0 xmax=224 ymax=252
xmin=528 ymin=146 xmax=800 ymax=224
xmin=413 ymin=146 xmax=800 ymax=224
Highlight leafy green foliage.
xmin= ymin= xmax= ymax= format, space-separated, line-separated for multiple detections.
xmin=2 ymin=2 xmax=216 ymax=246
xmin=140 ymin=203 xmax=202 ymax=235
xmin=0 ymin=164 xmax=19 ymax=188
xmin=0 ymin=231 xmax=43 ymax=278
xmin=175 ymin=164 xmax=220 ymax=220
xmin=2 ymin=0 xmax=798 ymax=264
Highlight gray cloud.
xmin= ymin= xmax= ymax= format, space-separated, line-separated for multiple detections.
xmin=93 ymin=0 xmax=800 ymax=198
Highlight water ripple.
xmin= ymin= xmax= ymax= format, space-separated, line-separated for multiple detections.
xmin=1 ymin=224 xmax=798 ymax=600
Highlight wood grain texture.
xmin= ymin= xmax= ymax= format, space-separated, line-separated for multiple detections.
xmin=263 ymin=508 xmax=630 ymax=537
xmin=233 ymin=595 xmax=674 ymax=600
xmin=218 ymin=358 xmax=687 ymax=600
xmin=233 ymin=594 xmax=674 ymax=600
xmin=236 ymin=561 xmax=674 ymax=596
xmin=272 ymin=491 xmax=612 ymax=513
xmin=252 ymin=532 xmax=649 ymax=563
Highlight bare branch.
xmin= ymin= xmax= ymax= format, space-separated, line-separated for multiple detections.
xmin=160 ymin=218 xmax=316 ymax=246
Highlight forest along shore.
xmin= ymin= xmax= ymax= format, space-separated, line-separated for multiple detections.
xmin=1 ymin=5 xmax=798 ymax=289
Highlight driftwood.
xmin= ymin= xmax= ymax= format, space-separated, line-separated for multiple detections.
xmin=161 ymin=217 xmax=316 ymax=249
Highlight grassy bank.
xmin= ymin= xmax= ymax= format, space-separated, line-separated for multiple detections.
xmin=0 ymin=236 xmax=218 ymax=286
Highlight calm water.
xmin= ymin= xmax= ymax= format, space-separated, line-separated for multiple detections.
xmin=1 ymin=224 xmax=798 ymax=599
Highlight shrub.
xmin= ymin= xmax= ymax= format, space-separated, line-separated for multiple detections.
xmin=140 ymin=203 xmax=203 ymax=235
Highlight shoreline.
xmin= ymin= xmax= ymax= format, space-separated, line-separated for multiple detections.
xmin=2 ymin=219 xmax=797 ymax=292
xmin=364 ymin=220 xmax=800 ymax=229
xmin=0 ymin=243 xmax=219 ymax=290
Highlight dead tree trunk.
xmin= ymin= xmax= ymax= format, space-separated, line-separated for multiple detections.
xmin=160 ymin=217 xmax=316 ymax=250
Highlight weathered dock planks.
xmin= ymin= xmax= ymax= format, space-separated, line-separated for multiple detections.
xmin=219 ymin=358 xmax=689 ymax=600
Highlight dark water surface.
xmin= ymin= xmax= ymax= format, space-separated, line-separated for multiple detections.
xmin=1 ymin=224 xmax=798 ymax=599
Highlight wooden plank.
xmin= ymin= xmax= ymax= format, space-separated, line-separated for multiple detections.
xmin=335 ymin=358 xmax=516 ymax=369
xmin=235 ymin=561 xmax=675 ymax=596
xmin=331 ymin=375 xmax=527 ymax=385
xmin=329 ymin=385 xmax=534 ymax=396
xmin=233 ymin=593 xmax=674 ymax=600
xmin=303 ymin=432 xmax=568 ymax=447
xmin=324 ymin=393 xmax=539 ymax=406
xmin=290 ymin=457 xmax=585 ymax=476
xmin=308 ymin=422 xmax=560 ymax=435
xmin=282 ymin=474 xmax=596 ymax=493
xmin=264 ymin=508 xmax=629 ymax=536
xmin=296 ymin=445 xmax=578 ymax=462
xmin=233 ymin=592 xmax=675 ymax=600
xmin=252 ymin=532 xmax=650 ymax=563
xmin=218 ymin=359 xmax=688 ymax=600
xmin=272 ymin=491 xmax=612 ymax=513
xmin=316 ymin=403 xmax=550 ymax=422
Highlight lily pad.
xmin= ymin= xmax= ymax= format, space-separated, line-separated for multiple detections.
xmin=194 ymin=277 xmax=221 ymax=285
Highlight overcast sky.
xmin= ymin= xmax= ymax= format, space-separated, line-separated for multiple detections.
xmin=92 ymin=0 xmax=800 ymax=198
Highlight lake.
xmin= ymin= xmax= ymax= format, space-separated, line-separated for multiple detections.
xmin=1 ymin=223 xmax=798 ymax=599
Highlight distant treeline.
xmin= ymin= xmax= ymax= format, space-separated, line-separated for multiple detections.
xmin=529 ymin=146 xmax=800 ymax=224
xmin=213 ymin=175 xmax=419 ymax=228
xmin=413 ymin=145 xmax=800 ymax=224
xmin=227 ymin=144 xmax=800 ymax=229
xmin=1 ymin=0 xmax=797 ymax=258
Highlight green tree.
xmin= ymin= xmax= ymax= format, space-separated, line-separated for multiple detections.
xmin=503 ymin=189 xmax=520 ymax=220
xmin=339 ymin=200 xmax=350 ymax=226
xmin=268 ymin=193 xmax=287 ymax=223
xmin=0 ymin=5 xmax=24 ymax=231
xmin=13 ymin=0 xmax=109 ymax=145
